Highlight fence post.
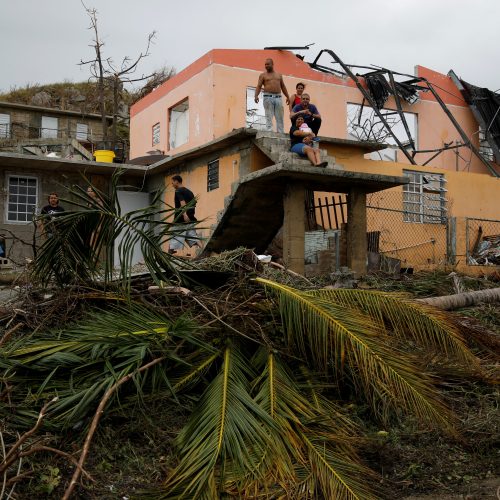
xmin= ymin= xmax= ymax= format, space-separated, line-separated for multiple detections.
xmin=446 ymin=217 xmax=456 ymax=266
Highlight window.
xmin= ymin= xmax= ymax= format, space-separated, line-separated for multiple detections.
xmin=152 ymin=122 xmax=160 ymax=146
xmin=207 ymin=159 xmax=219 ymax=192
xmin=403 ymin=170 xmax=447 ymax=224
xmin=169 ymin=99 xmax=189 ymax=149
xmin=6 ymin=176 xmax=38 ymax=223
xmin=347 ymin=103 xmax=417 ymax=162
xmin=41 ymin=116 xmax=58 ymax=138
xmin=0 ymin=113 xmax=10 ymax=138
xmin=479 ymin=126 xmax=494 ymax=162
xmin=246 ymin=87 xmax=267 ymax=130
xmin=76 ymin=123 xmax=88 ymax=140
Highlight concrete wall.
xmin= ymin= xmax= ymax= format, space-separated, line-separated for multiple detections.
xmin=0 ymin=167 xmax=142 ymax=264
xmin=0 ymin=105 xmax=107 ymax=142
xmin=129 ymin=65 xmax=215 ymax=159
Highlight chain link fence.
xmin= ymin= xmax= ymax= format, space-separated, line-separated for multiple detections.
xmin=307 ymin=191 xmax=500 ymax=273
xmin=366 ymin=205 xmax=448 ymax=271
xmin=466 ymin=217 xmax=500 ymax=266
xmin=307 ymin=190 xmax=449 ymax=272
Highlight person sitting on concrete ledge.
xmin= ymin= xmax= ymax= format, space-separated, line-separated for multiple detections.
xmin=290 ymin=93 xmax=322 ymax=136
xmin=289 ymin=115 xmax=328 ymax=168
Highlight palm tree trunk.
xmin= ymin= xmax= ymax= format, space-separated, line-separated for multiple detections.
xmin=417 ymin=287 xmax=500 ymax=310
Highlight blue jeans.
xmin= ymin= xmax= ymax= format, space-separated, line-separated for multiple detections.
xmin=169 ymin=223 xmax=199 ymax=250
xmin=263 ymin=94 xmax=284 ymax=133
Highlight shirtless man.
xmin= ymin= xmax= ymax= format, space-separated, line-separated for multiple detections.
xmin=254 ymin=58 xmax=290 ymax=133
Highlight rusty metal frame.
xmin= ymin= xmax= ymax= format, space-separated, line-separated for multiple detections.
xmin=306 ymin=48 xmax=499 ymax=177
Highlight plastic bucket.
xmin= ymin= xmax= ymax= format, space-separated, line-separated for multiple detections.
xmin=94 ymin=150 xmax=115 ymax=163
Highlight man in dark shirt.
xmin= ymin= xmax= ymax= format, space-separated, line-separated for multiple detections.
xmin=169 ymin=175 xmax=200 ymax=254
xmin=290 ymin=93 xmax=322 ymax=135
xmin=40 ymin=192 xmax=65 ymax=238
xmin=173 ymin=175 xmax=197 ymax=223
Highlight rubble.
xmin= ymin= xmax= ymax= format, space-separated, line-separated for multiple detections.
xmin=469 ymin=233 xmax=500 ymax=265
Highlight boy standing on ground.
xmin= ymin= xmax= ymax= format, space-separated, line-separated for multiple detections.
xmin=255 ymin=58 xmax=290 ymax=133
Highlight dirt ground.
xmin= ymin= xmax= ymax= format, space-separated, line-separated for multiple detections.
xmin=402 ymin=478 xmax=499 ymax=499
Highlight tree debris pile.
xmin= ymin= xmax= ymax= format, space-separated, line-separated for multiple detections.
xmin=0 ymin=180 xmax=498 ymax=498
xmin=0 ymin=254 xmax=499 ymax=498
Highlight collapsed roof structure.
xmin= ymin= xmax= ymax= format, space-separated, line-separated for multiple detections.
xmin=449 ymin=70 xmax=500 ymax=164
xmin=265 ymin=46 xmax=500 ymax=177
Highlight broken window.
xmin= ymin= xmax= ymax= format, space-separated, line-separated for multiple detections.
xmin=41 ymin=116 xmax=58 ymax=139
xmin=403 ymin=170 xmax=447 ymax=224
xmin=347 ymin=103 xmax=417 ymax=162
xmin=76 ymin=123 xmax=89 ymax=141
xmin=169 ymin=100 xmax=189 ymax=149
xmin=246 ymin=87 xmax=267 ymax=130
xmin=6 ymin=175 xmax=38 ymax=223
xmin=479 ymin=126 xmax=494 ymax=162
xmin=207 ymin=159 xmax=219 ymax=192
xmin=152 ymin=122 xmax=160 ymax=146
xmin=0 ymin=113 xmax=10 ymax=138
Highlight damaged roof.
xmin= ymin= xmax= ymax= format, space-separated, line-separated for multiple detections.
xmin=449 ymin=70 xmax=500 ymax=164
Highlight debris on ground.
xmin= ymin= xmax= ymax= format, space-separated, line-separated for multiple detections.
xmin=0 ymin=253 xmax=498 ymax=499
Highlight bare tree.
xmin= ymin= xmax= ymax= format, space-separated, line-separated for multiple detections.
xmin=79 ymin=2 xmax=169 ymax=151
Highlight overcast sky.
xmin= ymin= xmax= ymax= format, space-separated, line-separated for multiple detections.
xmin=1 ymin=0 xmax=499 ymax=94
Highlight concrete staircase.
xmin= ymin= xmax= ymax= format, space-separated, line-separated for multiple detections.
xmin=254 ymin=131 xmax=344 ymax=171
xmin=201 ymin=133 xmax=349 ymax=255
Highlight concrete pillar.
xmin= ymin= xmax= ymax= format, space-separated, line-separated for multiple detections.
xmin=283 ymin=184 xmax=305 ymax=274
xmin=346 ymin=188 xmax=367 ymax=276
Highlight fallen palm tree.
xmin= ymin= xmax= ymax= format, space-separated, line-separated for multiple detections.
xmin=418 ymin=287 xmax=500 ymax=310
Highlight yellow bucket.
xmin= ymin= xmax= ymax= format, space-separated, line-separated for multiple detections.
xmin=94 ymin=150 xmax=115 ymax=163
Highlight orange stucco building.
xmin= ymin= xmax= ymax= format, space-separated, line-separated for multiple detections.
xmin=131 ymin=49 xmax=500 ymax=275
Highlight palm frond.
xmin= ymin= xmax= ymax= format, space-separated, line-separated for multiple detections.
xmin=256 ymin=278 xmax=456 ymax=431
xmin=307 ymin=288 xmax=477 ymax=365
xmin=32 ymin=169 xmax=199 ymax=290
xmin=0 ymin=304 xmax=207 ymax=429
xmin=163 ymin=343 xmax=276 ymax=499
xmin=301 ymin=432 xmax=379 ymax=500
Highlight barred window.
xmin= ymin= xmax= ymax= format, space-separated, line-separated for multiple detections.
xmin=152 ymin=122 xmax=160 ymax=146
xmin=76 ymin=123 xmax=88 ymax=140
xmin=6 ymin=175 xmax=38 ymax=223
xmin=0 ymin=113 xmax=10 ymax=138
xmin=207 ymin=159 xmax=219 ymax=192
xmin=403 ymin=170 xmax=447 ymax=224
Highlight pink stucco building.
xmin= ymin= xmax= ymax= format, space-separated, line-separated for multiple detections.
xmin=130 ymin=48 xmax=496 ymax=176
xmin=129 ymin=48 xmax=500 ymax=275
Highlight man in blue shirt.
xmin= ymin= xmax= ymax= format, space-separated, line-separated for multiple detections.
xmin=290 ymin=93 xmax=322 ymax=136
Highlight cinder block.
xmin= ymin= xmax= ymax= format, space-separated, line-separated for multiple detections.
xmin=318 ymin=249 xmax=336 ymax=274
xmin=0 ymin=258 xmax=14 ymax=269
xmin=305 ymin=263 xmax=321 ymax=277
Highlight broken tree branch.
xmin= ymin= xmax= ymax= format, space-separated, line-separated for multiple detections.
xmin=0 ymin=397 xmax=58 ymax=474
xmin=62 ymin=356 xmax=166 ymax=500
xmin=0 ymin=322 xmax=23 ymax=348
